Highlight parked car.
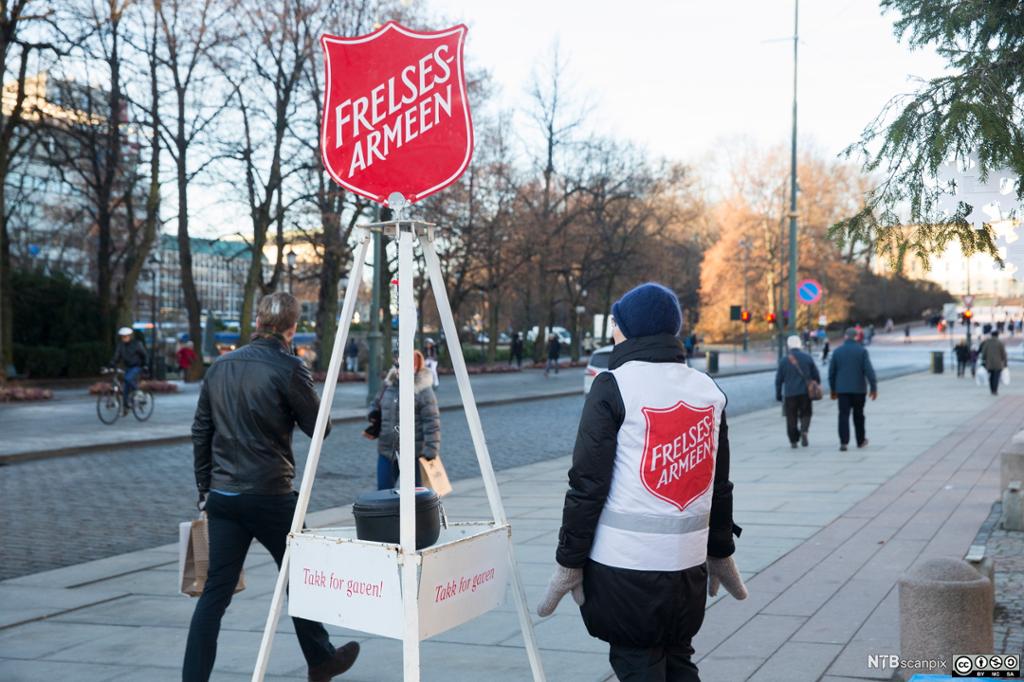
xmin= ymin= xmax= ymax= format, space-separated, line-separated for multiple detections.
xmin=526 ymin=326 xmax=572 ymax=346
xmin=583 ymin=345 xmax=614 ymax=395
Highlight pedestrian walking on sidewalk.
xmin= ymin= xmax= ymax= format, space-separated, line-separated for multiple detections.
xmin=177 ymin=340 xmax=197 ymax=379
xmin=185 ymin=292 xmax=359 ymax=682
xmin=776 ymin=335 xmax=820 ymax=448
xmin=954 ymin=339 xmax=970 ymax=378
xmin=363 ymin=349 xmax=440 ymax=489
xmin=904 ymin=324 xmax=912 ymax=343
xmin=821 ymin=337 xmax=831 ymax=364
xmin=828 ymin=328 xmax=878 ymax=452
xmin=538 ymin=282 xmax=746 ymax=682
xmin=344 ymin=337 xmax=359 ymax=373
xmin=544 ymin=334 xmax=561 ymax=377
xmin=509 ymin=331 xmax=524 ymax=368
xmin=423 ymin=337 xmax=439 ymax=387
xmin=979 ymin=330 xmax=1008 ymax=395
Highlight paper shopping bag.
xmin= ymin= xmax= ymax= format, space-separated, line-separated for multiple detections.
xmin=419 ymin=456 xmax=453 ymax=497
xmin=178 ymin=515 xmax=245 ymax=597
xmin=1003 ymin=366 xmax=1011 ymax=386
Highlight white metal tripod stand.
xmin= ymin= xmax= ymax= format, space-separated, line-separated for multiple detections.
xmin=251 ymin=216 xmax=546 ymax=682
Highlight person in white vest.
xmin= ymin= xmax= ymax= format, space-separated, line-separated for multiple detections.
xmin=537 ymin=282 xmax=746 ymax=682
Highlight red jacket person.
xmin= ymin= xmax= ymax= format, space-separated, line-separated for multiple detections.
xmin=538 ymin=282 xmax=746 ymax=682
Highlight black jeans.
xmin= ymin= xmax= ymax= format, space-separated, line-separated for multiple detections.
xmin=183 ymin=492 xmax=334 ymax=682
xmin=956 ymin=359 xmax=967 ymax=377
xmin=837 ymin=393 xmax=867 ymax=446
xmin=609 ymin=641 xmax=701 ymax=682
xmin=784 ymin=394 xmax=812 ymax=444
xmin=989 ymin=368 xmax=1002 ymax=395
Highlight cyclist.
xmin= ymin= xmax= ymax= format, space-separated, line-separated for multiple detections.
xmin=110 ymin=327 xmax=147 ymax=412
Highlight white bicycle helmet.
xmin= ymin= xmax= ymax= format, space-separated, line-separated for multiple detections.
xmin=117 ymin=327 xmax=134 ymax=336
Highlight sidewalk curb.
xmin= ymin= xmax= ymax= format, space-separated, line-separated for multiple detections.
xmin=0 ymin=387 xmax=586 ymax=465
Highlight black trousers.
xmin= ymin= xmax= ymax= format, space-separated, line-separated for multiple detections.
xmin=837 ymin=393 xmax=867 ymax=446
xmin=784 ymin=395 xmax=812 ymax=443
xmin=956 ymin=359 xmax=968 ymax=377
xmin=609 ymin=641 xmax=701 ymax=682
xmin=183 ymin=492 xmax=334 ymax=682
xmin=989 ymin=368 xmax=1002 ymax=395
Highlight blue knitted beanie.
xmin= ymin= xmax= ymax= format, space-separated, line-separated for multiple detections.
xmin=611 ymin=283 xmax=682 ymax=339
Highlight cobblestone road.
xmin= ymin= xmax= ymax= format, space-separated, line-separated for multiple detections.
xmin=0 ymin=367 xmax=917 ymax=579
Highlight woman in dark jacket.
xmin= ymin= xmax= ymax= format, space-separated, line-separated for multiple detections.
xmin=537 ymin=283 xmax=745 ymax=682
xmin=364 ymin=350 xmax=440 ymax=489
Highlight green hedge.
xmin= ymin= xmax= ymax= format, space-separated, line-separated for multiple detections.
xmin=66 ymin=342 xmax=110 ymax=378
xmin=12 ymin=270 xmax=103 ymax=347
xmin=442 ymin=345 xmax=512 ymax=365
xmin=13 ymin=344 xmax=67 ymax=378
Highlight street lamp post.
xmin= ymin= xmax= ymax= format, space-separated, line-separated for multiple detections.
xmin=146 ymin=253 xmax=162 ymax=379
xmin=366 ymin=206 xmax=391 ymax=405
xmin=286 ymin=249 xmax=297 ymax=294
xmin=787 ymin=0 xmax=800 ymax=336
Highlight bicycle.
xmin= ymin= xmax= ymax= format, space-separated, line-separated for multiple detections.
xmin=96 ymin=367 xmax=155 ymax=424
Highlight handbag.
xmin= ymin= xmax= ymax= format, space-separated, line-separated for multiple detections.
xmin=364 ymin=383 xmax=388 ymax=438
xmin=418 ymin=455 xmax=453 ymax=497
xmin=788 ymin=353 xmax=823 ymax=401
xmin=178 ymin=514 xmax=246 ymax=597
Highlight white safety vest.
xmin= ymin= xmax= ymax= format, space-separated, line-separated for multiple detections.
xmin=590 ymin=360 xmax=727 ymax=571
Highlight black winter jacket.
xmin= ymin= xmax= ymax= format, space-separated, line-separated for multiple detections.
xmin=110 ymin=338 xmax=147 ymax=369
xmin=191 ymin=335 xmax=328 ymax=495
xmin=555 ymin=334 xmax=738 ymax=647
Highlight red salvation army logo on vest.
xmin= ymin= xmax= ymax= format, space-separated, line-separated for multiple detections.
xmin=639 ymin=401 xmax=716 ymax=511
xmin=320 ymin=22 xmax=473 ymax=204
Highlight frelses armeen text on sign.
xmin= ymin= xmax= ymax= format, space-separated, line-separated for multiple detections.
xmin=320 ymin=22 xmax=474 ymax=205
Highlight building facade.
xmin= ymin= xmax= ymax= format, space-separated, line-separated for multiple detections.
xmin=150 ymin=234 xmax=252 ymax=323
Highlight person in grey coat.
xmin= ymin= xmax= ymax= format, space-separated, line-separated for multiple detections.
xmin=776 ymin=335 xmax=821 ymax=448
xmin=828 ymin=328 xmax=878 ymax=451
xmin=364 ymin=349 xmax=440 ymax=489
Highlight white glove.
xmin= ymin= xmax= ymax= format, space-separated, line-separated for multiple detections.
xmin=536 ymin=565 xmax=585 ymax=617
xmin=708 ymin=556 xmax=748 ymax=600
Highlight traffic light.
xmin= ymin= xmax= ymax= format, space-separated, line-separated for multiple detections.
xmin=765 ymin=312 xmax=777 ymax=325
xmin=962 ymin=309 xmax=973 ymax=325
xmin=740 ymin=309 xmax=752 ymax=324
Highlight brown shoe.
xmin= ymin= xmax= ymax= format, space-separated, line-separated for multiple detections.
xmin=309 ymin=642 xmax=360 ymax=682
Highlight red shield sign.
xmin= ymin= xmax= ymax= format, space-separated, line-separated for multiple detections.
xmin=639 ymin=401 xmax=716 ymax=512
xmin=320 ymin=22 xmax=473 ymax=205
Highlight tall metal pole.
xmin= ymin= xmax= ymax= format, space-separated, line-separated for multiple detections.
xmin=150 ymin=271 xmax=157 ymax=378
xmin=366 ymin=205 xmax=383 ymax=404
xmin=787 ymin=0 xmax=799 ymax=334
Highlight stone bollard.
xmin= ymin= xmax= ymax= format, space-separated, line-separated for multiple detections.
xmin=899 ymin=557 xmax=993 ymax=680
xmin=1002 ymin=431 xmax=1024 ymax=492
xmin=1003 ymin=481 xmax=1024 ymax=531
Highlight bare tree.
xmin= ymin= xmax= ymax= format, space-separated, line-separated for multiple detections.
xmin=154 ymin=0 xmax=232 ymax=379
xmin=0 ymin=0 xmax=61 ymax=371
xmin=521 ymin=44 xmax=586 ymax=361
xmin=218 ymin=0 xmax=318 ymax=340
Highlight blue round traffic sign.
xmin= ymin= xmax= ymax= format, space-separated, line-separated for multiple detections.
xmin=797 ymin=279 xmax=823 ymax=305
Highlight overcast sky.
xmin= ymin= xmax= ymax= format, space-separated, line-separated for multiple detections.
xmin=193 ymin=1 xmax=948 ymax=238
xmin=427 ymin=0 xmax=945 ymax=165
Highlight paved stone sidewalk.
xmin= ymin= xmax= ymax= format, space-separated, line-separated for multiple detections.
xmin=0 ymin=370 xmax=1014 ymax=681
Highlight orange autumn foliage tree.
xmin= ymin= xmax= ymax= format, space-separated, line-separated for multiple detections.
xmin=698 ymin=147 xmax=860 ymax=343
